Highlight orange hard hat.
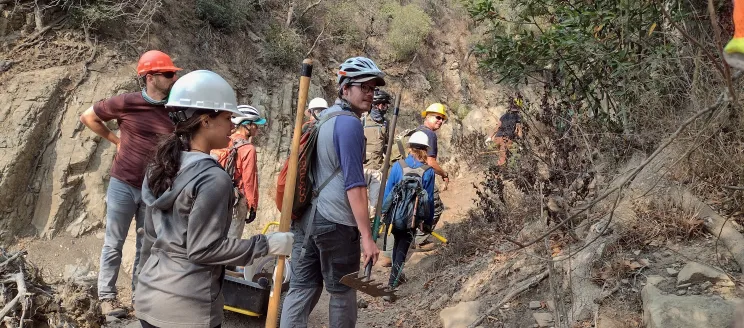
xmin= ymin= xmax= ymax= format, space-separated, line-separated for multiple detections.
xmin=136 ymin=50 xmax=182 ymax=77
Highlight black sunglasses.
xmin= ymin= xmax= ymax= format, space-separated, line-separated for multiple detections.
xmin=433 ymin=115 xmax=445 ymax=121
xmin=151 ymin=71 xmax=177 ymax=79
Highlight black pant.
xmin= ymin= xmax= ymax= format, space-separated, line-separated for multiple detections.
xmin=141 ymin=320 xmax=221 ymax=328
xmin=388 ymin=228 xmax=415 ymax=287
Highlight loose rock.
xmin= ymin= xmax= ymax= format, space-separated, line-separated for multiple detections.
xmin=642 ymin=284 xmax=737 ymax=328
xmin=666 ymin=268 xmax=679 ymax=276
xmin=529 ymin=301 xmax=542 ymax=310
xmin=677 ymin=262 xmax=734 ymax=287
xmin=440 ymin=301 xmax=481 ymax=328
xmin=533 ymin=312 xmax=554 ymax=327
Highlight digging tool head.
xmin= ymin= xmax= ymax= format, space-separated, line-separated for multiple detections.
xmin=340 ymin=270 xmax=397 ymax=300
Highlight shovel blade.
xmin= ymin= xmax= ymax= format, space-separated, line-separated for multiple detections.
xmin=340 ymin=271 xmax=397 ymax=299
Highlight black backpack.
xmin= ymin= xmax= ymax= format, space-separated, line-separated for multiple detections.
xmin=381 ymin=160 xmax=431 ymax=232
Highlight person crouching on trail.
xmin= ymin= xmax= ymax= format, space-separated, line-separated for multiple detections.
xmin=211 ymin=105 xmax=266 ymax=240
xmin=363 ymin=88 xmax=391 ymax=221
xmin=280 ymin=56 xmax=384 ymax=328
xmin=381 ymin=131 xmax=436 ymax=298
xmin=134 ymin=70 xmax=293 ymax=328
xmin=79 ymin=50 xmax=180 ymax=318
xmin=486 ymin=95 xmax=524 ymax=166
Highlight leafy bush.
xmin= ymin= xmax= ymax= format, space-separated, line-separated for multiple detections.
xmin=263 ymin=24 xmax=303 ymax=69
xmin=195 ymin=0 xmax=252 ymax=31
xmin=384 ymin=3 xmax=433 ymax=60
xmin=323 ymin=1 xmax=363 ymax=47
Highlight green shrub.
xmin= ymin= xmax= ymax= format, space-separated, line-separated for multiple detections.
xmin=263 ymin=24 xmax=303 ymax=69
xmin=324 ymin=1 xmax=363 ymax=47
xmin=195 ymin=0 xmax=251 ymax=31
xmin=385 ymin=4 xmax=433 ymax=60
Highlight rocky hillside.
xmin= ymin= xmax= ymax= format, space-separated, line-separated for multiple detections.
xmin=0 ymin=0 xmax=508 ymax=242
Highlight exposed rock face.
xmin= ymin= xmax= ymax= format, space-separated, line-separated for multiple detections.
xmin=0 ymin=60 xmax=128 ymax=240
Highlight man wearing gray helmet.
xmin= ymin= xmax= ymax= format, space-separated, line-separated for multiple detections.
xmin=281 ymin=57 xmax=385 ymax=328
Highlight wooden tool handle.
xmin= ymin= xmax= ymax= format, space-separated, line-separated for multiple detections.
xmin=265 ymin=58 xmax=313 ymax=328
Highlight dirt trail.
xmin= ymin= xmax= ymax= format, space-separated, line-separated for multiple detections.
xmin=12 ymin=167 xmax=481 ymax=328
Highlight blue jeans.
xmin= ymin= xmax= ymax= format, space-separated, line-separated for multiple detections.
xmin=97 ymin=177 xmax=144 ymax=300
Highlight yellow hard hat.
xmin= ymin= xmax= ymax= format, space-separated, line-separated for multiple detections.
xmin=421 ymin=103 xmax=448 ymax=120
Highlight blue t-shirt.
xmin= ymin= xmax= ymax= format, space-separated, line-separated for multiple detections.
xmin=383 ymin=155 xmax=436 ymax=225
xmin=417 ymin=125 xmax=438 ymax=159
xmin=333 ymin=115 xmax=366 ymax=190
xmin=308 ymin=100 xmax=367 ymax=227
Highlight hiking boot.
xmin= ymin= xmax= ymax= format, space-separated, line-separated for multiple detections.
xmin=376 ymin=255 xmax=392 ymax=268
xmin=100 ymin=299 xmax=127 ymax=318
xmin=382 ymin=288 xmax=396 ymax=303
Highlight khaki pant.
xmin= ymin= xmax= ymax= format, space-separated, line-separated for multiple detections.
xmin=364 ymin=168 xmax=382 ymax=217
xmin=494 ymin=136 xmax=513 ymax=166
xmin=227 ymin=189 xmax=247 ymax=239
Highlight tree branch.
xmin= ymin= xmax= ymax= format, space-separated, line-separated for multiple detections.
xmin=296 ymin=0 xmax=322 ymax=24
xmin=468 ymin=270 xmax=550 ymax=328
xmin=661 ymin=6 xmax=725 ymax=79
xmin=305 ymin=22 xmax=326 ymax=58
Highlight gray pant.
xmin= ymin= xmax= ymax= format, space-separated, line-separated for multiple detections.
xmin=280 ymin=212 xmax=359 ymax=328
xmin=98 ymin=177 xmax=144 ymax=300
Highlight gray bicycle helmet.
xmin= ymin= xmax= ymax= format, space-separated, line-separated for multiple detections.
xmin=337 ymin=56 xmax=386 ymax=86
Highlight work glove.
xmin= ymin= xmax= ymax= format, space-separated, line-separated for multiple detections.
xmin=484 ymin=137 xmax=492 ymax=146
xmin=246 ymin=207 xmax=256 ymax=224
xmin=266 ymin=232 xmax=294 ymax=256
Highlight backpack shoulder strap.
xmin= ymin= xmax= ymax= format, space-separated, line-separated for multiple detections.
xmin=318 ymin=110 xmax=356 ymax=125
xmin=398 ymin=159 xmax=408 ymax=169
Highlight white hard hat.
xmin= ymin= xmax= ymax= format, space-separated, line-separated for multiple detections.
xmin=232 ymin=105 xmax=267 ymax=125
xmin=408 ymin=131 xmax=430 ymax=149
xmin=307 ymin=98 xmax=328 ymax=110
xmin=166 ymin=70 xmax=243 ymax=122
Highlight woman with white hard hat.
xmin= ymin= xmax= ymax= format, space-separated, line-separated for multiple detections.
xmin=135 ymin=70 xmax=293 ymax=328
xmin=379 ymin=131 xmax=436 ymax=300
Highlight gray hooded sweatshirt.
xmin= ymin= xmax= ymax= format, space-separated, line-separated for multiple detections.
xmin=135 ymin=152 xmax=269 ymax=328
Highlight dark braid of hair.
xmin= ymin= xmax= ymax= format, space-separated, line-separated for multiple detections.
xmin=147 ymin=109 xmax=219 ymax=196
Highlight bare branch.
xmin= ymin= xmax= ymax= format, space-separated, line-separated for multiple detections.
xmin=0 ymin=273 xmax=29 ymax=319
xmin=661 ymin=6 xmax=725 ymax=79
xmin=305 ymin=22 xmax=326 ymax=58
xmin=468 ymin=270 xmax=550 ymax=327
xmin=297 ymin=0 xmax=322 ymax=24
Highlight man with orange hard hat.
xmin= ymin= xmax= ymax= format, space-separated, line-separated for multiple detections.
xmin=79 ymin=50 xmax=181 ymax=318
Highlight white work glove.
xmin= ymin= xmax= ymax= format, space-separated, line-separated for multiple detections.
xmin=266 ymin=232 xmax=294 ymax=256
xmin=484 ymin=137 xmax=492 ymax=146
